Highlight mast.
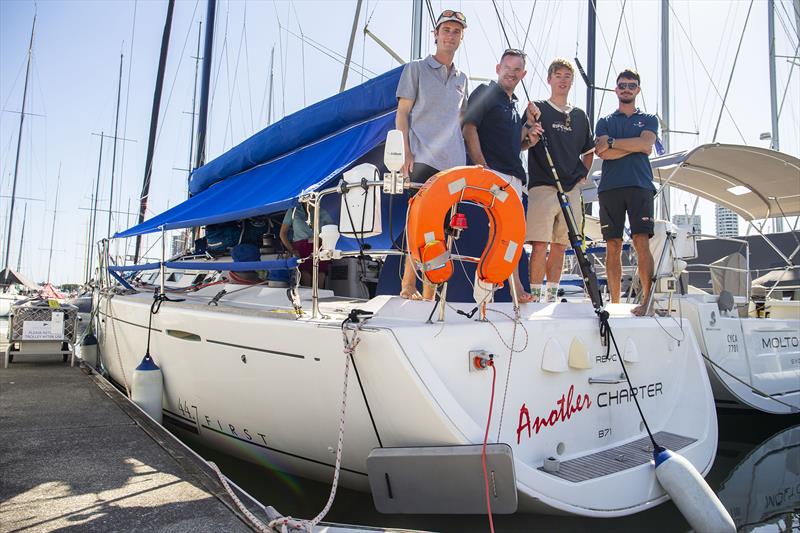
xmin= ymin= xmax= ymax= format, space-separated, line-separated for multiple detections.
xmin=194 ymin=0 xmax=217 ymax=171
xmin=767 ymin=0 xmax=784 ymax=232
xmin=134 ymin=0 xmax=176 ymax=263
xmin=88 ymin=133 xmax=104 ymax=281
xmin=268 ymin=45 xmax=275 ymax=125
xmin=411 ymin=0 xmax=424 ymax=60
xmin=3 ymin=15 xmax=36 ymax=272
xmin=46 ymin=165 xmax=61 ymax=284
xmin=659 ymin=0 xmax=671 ymax=220
xmin=187 ymin=20 xmax=203 ymax=192
xmin=16 ymin=204 xmax=27 ymax=272
xmin=767 ymin=0 xmax=779 ymax=151
xmin=340 ymin=0 xmax=363 ymax=92
xmin=586 ymin=0 xmax=596 ymax=127
xmin=106 ymin=52 xmax=124 ymax=240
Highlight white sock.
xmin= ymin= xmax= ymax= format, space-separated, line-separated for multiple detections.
xmin=546 ymin=282 xmax=559 ymax=302
xmin=530 ymin=284 xmax=543 ymax=301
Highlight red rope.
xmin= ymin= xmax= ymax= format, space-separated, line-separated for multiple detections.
xmin=482 ymin=359 xmax=497 ymax=533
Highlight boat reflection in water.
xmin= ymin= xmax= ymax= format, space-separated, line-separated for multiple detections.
xmin=717 ymin=424 xmax=799 ymax=531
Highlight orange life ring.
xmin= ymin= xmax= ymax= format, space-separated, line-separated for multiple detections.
xmin=407 ymin=166 xmax=525 ymax=285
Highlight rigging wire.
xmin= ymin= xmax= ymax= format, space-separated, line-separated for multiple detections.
xmin=682 ymin=2 xmax=700 ymax=136
xmin=360 ymin=0 xmax=367 ymax=84
xmin=280 ymin=25 xmax=378 ymax=76
xmin=711 ymin=0 xmax=754 ymax=143
xmin=777 ymin=42 xmax=800 ymax=121
xmin=597 ymin=0 xmax=628 ymax=115
xmin=620 ymin=0 xmax=648 ymax=113
xmin=777 ymin=0 xmax=799 ymax=44
xmin=696 ymin=1 xmax=736 ymax=132
xmin=271 ymin=0 xmax=287 ymax=120
xmin=242 ymin=3 xmax=255 ymax=137
xmin=208 ymin=0 xmax=230 ymax=153
xmin=290 ymin=0 xmax=307 ymax=107
xmin=669 ymin=2 xmax=747 ymax=143
xmin=228 ymin=5 xmax=248 ymax=143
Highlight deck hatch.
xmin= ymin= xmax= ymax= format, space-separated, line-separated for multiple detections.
xmin=538 ymin=431 xmax=697 ymax=482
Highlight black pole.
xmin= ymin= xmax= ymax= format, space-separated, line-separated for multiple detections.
xmin=134 ymin=0 xmax=175 ymax=263
xmin=194 ymin=0 xmax=217 ymax=172
xmin=586 ymin=0 xmax=596 ymax=127
xmin=585 ymin=0 xmax=596 ymax=216
xmin=3 ymin=15 xmax=35 ymax=272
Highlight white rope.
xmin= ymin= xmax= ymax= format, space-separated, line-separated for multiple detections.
xmin=495 ymin=304 xmax=522 ymax=442
xmin=208 ymin=461 xmax=274 ymax=532
xmin=265 ymin=320 xmax=364 ymax=532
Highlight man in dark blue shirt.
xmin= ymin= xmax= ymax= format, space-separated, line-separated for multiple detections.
xmin=463 ymin=48 xmax=540 ymax=302
xmin=594 ymin=69 xmax=658 ymax=315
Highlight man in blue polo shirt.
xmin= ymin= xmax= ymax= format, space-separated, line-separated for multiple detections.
xmin=462 ymin=48 xmax=541 ymax=302
xmin=594 ymin=69 xmax=658 ymax=316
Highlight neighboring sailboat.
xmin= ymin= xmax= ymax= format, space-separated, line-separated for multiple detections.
xmin=1 ymin=15 xmax=37 ymax=317
xmin=646 ymin=145 xmax=800 ymax=415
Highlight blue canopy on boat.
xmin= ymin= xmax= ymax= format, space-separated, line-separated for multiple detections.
xmin=115 ymin=66 xmax=403 ymax=239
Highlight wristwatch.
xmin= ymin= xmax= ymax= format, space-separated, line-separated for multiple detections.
xmin=607 ymin=137 xmax=615 ymax=149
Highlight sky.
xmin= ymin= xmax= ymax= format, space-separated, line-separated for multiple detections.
xmin=1 ymin=0 xmax=798 ymax=285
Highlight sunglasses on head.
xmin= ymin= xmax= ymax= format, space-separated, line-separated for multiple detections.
xmin=617 ymin=82 xmax=639 ymax=90
xmin=438 ymin=9 xmax=466 ymax=23
xmin=503 ymin=48 xmax=525 ymax=57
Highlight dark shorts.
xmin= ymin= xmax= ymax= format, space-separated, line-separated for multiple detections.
xmin=408 ymin=163 xmax=440 ymax=197
xmin=294 ymin=240 xmax=330 ymax=274
xmin=598 ymin=186 xmax=655 ymax=240
xmin=410 ymin=162 xmax=440 ymax=184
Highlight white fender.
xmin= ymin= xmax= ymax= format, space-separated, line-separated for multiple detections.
xmin=131 ymin=354 xmax=163 ymax=424
xmin=654 ymin=448 xmax=735 ymax=533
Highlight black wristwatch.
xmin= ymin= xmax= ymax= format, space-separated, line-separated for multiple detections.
xmin=607 ymin=137 xmax=615 ymax=149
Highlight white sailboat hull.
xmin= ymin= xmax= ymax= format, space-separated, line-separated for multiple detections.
xmin=0 ymin=293 xmax=24 ymax=317
xmin=681 ymin=295 xmax=800 ymax=414
xmin=97 ymin=287 xmax=718 ymax=517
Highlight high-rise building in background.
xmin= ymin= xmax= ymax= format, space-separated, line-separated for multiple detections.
xmin=715 ymin=205 xmax=739 ymax=237
xmin=672 ymin=214 xmax=702 ymax=235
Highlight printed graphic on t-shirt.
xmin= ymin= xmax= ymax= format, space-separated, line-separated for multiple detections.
xmin=552 ymin=119 xmax=572 ymax=133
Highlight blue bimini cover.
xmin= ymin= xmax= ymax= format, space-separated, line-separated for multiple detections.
xmin=115 ymin=66 xmax=403 ymax=239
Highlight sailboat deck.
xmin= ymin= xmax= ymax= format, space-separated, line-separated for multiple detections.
xmin=538 ymin=431 xmax=697 ymax=482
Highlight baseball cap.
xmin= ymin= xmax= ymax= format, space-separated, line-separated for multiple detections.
xmin=435 ymin=9 xmax=467 ymax=29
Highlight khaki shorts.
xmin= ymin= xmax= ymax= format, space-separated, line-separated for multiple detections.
xmin=526 ymin=185 xmax=583 ymax=245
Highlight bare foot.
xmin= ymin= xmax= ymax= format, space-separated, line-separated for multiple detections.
xmin=400 ymin=287 xmax=423 ymax=300
xmin=631 ymin=303 xmax=650 ymax=316
xmin=517 ymin=291 xmax=534 ymax=304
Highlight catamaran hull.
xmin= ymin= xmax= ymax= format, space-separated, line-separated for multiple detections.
xmin=681 ymin=296 xmax=800 ymax=414
xmin=96 ymin=290 xmax=718 ymax=517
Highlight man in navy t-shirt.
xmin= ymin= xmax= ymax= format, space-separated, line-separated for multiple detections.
xmin=462 ymin=48 xmax=540 ymax=302
xmin=526 ymin=58 xmax=594 ymax=303
xmin=594 ymin=69 xmax=658 ymax=316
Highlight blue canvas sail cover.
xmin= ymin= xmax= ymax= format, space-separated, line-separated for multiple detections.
xmin=115 ymin=66 xmax=403 ymax=239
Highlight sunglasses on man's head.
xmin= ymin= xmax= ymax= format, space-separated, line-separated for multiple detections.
xmin=439 ymin=9 xmax=466 ymax=22
xmin=617 ymin=82 xmax=639 ymax=90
